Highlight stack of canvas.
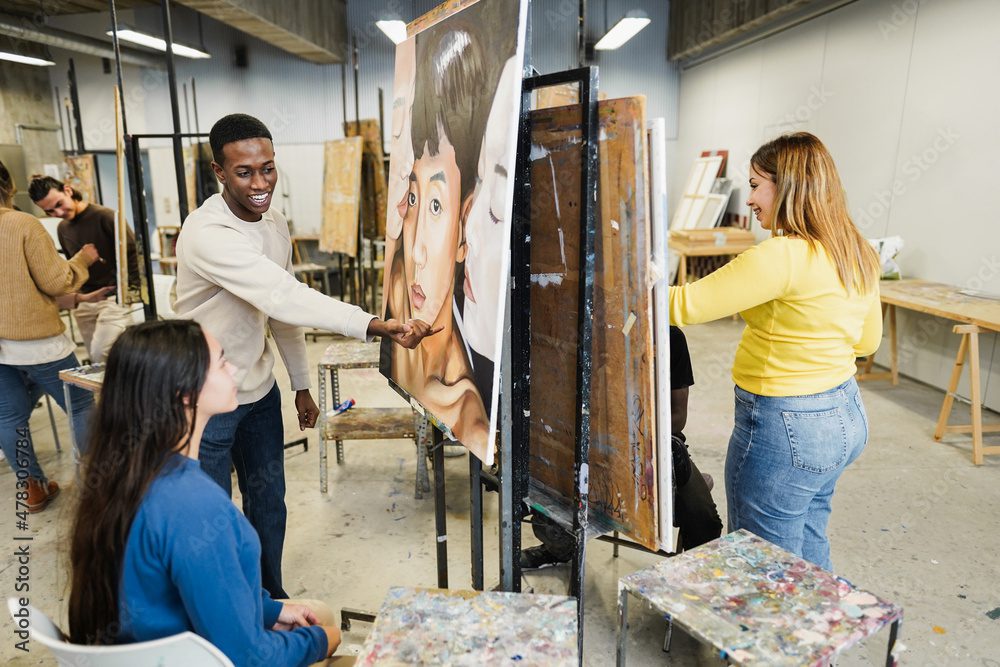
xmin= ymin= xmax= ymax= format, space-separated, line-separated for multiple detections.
xmin=527 ymin=99 xmax=673 ymax=552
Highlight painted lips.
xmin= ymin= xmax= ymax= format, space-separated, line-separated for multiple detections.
xmin=410 ymin=284 xmax=426 ymax=309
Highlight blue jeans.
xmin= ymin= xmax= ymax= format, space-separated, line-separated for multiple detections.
xmin=725 ymin=377 xmax=868 ymax=570
xmin=0 ymin=354 xmax=94 ymax=482
xmin=198 ymin=381 xmax=288 ymax=598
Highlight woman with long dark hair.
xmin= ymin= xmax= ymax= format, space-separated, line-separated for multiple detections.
xmin=69 ymin=320 xmax=340 ymax=665
xmin=669 ymin=133 xmax=881 ymax=569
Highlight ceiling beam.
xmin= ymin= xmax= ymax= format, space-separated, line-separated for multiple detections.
xmin=173 ymin=0 xmax=347 ymax=64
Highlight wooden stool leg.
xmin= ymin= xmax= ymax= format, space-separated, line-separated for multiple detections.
xmin=934 ymin=332 xmax=968 ymax=441
xmin=968 ymin=329 xmax=983 ymax=465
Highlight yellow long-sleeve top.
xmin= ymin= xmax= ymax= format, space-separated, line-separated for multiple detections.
xmin=669 ymin=236 xmax=882 ymax=397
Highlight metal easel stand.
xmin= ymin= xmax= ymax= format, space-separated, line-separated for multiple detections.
xmin=471 ymin=62 xmax=600 ymax=666
xmin=341 ymin=420 xmax=451 ymax=632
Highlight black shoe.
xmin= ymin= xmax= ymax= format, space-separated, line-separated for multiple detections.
xmin=520 ymin=545 xmax=569 ymax=571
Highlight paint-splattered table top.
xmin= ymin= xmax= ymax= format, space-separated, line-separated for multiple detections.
xmin=619 ymin=530 xmax=902 ymax=665
xmin=319 ymin=340 xmax=381 ymax=370
xmin=356 ymin=587 xmax=578 ymax=666
xmin=58 ymin=364 xmax=105 ymax=392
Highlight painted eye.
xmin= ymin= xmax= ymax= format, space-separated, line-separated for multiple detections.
xmin=489 ymin=207 xmax=501 ymax=225
xmin=430 ymin=199 xmax=441 ymax=215
xmin=407 ymin=192 xmax=417 ymax=207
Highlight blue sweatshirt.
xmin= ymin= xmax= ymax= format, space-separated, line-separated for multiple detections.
xmin=116 ymin=455 xmax=327 ymax=666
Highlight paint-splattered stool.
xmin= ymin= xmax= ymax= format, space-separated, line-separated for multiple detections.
xmin=317 ymin=341 xmax=430 ymax=498
xmin=355 ymin=586 xmax=579 ymax=665
xmin=616 ymin=530 xmax=903 ymax=666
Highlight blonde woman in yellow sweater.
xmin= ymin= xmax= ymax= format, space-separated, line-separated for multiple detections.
xmin=669 ymin=133 xmax=881 ymax=570
xmin=0 ymin=161 xmax=101 ymax=512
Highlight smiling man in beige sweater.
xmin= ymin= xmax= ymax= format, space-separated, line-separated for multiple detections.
xmin=175 ymin=114 xmax=437 ymax=597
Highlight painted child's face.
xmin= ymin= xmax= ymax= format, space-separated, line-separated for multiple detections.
xmin=388 ymin=39 xmax=416 ymax=241
xmin=402 ymin=131 xmax=463 ymax=327
xmin=463 ymin=57 xmax=519 ymax=359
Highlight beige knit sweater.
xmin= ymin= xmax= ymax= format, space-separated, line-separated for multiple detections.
xmin=0 ymin=207 xmax=91 ymax=341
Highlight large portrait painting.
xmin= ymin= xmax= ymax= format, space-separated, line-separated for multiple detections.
xmin=380 ymin=0 xmax=527 ymax=464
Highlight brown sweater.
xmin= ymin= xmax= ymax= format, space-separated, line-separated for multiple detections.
xmin=0 ymin=207 xmax=91 ymax=341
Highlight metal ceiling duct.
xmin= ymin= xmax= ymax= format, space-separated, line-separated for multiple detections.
xmin=0 ymin=13 xmax=163 ymax=68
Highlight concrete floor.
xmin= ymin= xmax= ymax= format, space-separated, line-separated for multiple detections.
xmin=2 ymin=317 xmax=999 ymax=665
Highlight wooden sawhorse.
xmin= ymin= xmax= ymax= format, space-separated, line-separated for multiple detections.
xmin=934 ymin=324 xmax=1000 ymax=465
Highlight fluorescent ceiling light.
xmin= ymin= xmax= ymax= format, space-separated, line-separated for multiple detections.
xmin=106 ymin=29 xmax=211 ymax=59
xmin=376 ymin=20 xmax=407 ymax=45
xmin=0 ymin=51 xmax=55 ymax=66
xmin=594 ymin=16 xmax=651 ymax=50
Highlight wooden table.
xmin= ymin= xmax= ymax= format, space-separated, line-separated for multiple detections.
xmin=857 ymin=280 xmax=1000 ymax=464
xmin=617 ymin=530 xmax=903 ymax=666
xmin=669 ymin=236 xmax=755 ymax=285
xmin=317 ymin=341 xmax=429 ymax=498
xmin=58 ymin=364 xmax=105 ymax=454
xmin=356 ymin=587 xmax=578 ymax=666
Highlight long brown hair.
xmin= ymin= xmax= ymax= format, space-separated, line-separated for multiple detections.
xmin=68 ymin=320 xmax=210 ymax=644
xmin=751 ymin=132 xmax=879 ymax=294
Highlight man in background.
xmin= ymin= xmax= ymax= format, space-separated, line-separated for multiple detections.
xmin=29 ymin=176 xmax=138 ymax=363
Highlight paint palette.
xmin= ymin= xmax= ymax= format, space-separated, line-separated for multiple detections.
xmin=356 ymin=587 xmax=578 ymax=666
xmin=618 ymin=530 xmax=903 ymax=665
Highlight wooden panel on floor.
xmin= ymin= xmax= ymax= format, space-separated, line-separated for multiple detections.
xmin=528 ymin=96 xmax=660 ymax=550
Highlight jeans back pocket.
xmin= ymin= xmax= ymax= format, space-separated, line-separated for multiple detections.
xmin=781 ymin=407 xmax=849 ymax=474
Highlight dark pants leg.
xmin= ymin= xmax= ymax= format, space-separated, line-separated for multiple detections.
xmin=674 ymin=456 xmax=723 ymax=550
xmin=531 ymin=511 xmax=575 ymax=562
xmin=199 ymin=382 xmax=288 ymax=598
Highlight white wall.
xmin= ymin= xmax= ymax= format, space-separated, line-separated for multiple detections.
xmin=669 ymin=0 xmax=1000 ymax=410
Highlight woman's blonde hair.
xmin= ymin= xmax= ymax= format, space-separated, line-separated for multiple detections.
xmin=751 ymin=132 xmax=879 ymax=295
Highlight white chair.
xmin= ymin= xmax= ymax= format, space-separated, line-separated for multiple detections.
xmin=6 ymin=598 xmax=234 ymax=666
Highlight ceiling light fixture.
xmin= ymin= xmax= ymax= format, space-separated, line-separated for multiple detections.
xmin=594 ymin=12 xmax=651 ymax=51
xmin=0 ymin=51 xmax=55 ymax=66
xmin=106 ymin=28 xmax=211 ymax=59
xmin=376 ymin=20 xmax=408 ymax=45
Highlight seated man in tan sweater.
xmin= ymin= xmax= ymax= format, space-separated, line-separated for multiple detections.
xmin=0 ymin=161 xmax=103 ymax=512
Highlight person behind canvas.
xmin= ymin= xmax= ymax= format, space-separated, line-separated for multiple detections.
xmin=29 ymin=175 xmax=140 ymax=363
xmin=69 ymin=320 xmax=342 ymax=666
xmin=174 ymin=113 xmax=439 ymax=599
